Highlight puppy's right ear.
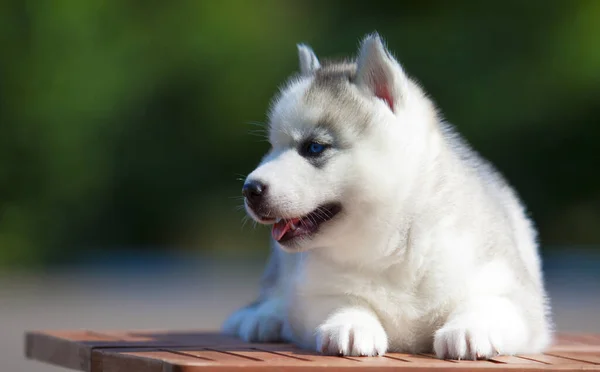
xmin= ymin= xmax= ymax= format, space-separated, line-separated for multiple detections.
xmin=355 ymin=33 xmax=406 ymax=112
xmin=297 ymin=44 xmax=320 ymax=75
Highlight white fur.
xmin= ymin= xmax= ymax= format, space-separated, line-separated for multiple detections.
xmin=223 ymin=33 xmax=552 ymax=360
xmin=297 ymin=44 xmax=320 ymax=75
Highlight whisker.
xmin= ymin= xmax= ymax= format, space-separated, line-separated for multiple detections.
xmin=312 ymin=208 xmax=330 ymax=221
xmin=246 ymin=121 xmax=266 ymax=128
xmin=304 ymin=213 xmax=318 ymax=228
xmin=248 ymin=127 xmax=267 ymax=133
xmin=247 ymin=130 xmax=268 ymax=138
xmin=241 ymin=215 xmax=250 ymax=229
xmin=319 ymin=206 xmax=334 ymax=218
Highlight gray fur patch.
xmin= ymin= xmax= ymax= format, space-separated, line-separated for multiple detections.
xmin=303 ymin=60 xmax=373 ymax=140
xmin=314 ymin=60 xmax=357 ymax=84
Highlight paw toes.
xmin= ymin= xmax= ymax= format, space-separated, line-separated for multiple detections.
xmin=221 ymin=308 xmax=251 ymax=335
xmin=468 ymin=330 xmax=495 ymax=360
xmin=351 ymin=328 xmax=386 ymax=356
xmin=257 ymin=316 xmax=283 ymax=342
xmin=449 ymin=329 xmax=469 ymax=360
xmin=238 ymin=316 xmax=259 ymax=342
xmin=434 ymin=327 xmax=503 ymax=360
xmin=317 ymin=324 xmax=387 ymax=357
xmin=239 ymin=314 xmax=283 ymax=342
xmin=222 ymin=303 xmax=285 ymax=343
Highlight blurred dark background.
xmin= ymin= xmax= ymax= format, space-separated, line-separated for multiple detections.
xmin=1 ymin=1 xmax=599 ymax=371
xmin=1 ymin=0 xmax=599 ymax=267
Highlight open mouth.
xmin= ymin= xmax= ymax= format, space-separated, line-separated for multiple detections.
xmin=271 ymin=203 xmax=342 ymax=244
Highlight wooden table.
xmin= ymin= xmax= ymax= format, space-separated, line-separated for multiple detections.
xmin=25 ymin=330 xmax=600 ymax=371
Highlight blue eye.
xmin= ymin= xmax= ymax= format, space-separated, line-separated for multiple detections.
xmin=301 ymin=140 xmax=330 ymax=158
xmin=309 ymin=142 xmax=324 ymax=153
xmin=306 ymin=142 xmax=325 ymax=155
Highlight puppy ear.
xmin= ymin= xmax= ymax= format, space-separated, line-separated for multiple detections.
xmin=354 ymin=33 xmax=405 ymax=112
xmin=297 ymin=44 xmax=320 ymax=75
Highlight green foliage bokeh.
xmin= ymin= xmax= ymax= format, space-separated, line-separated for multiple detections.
xmin=0 ymin=0 xmax=599 ymax=266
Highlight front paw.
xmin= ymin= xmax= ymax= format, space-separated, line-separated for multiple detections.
xmin=434 ymin=323 xmax=503 ymax=360
xmin=222 ymin=299 xmax=285 ymax=343
xmin=316 ymin=308 xmax=388 ymax=357
xmin=433 ymin=299 xmax=528 ymax=360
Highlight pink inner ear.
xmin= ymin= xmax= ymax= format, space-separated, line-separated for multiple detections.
xmin=375 ymin=84 xmax=394 ymax=111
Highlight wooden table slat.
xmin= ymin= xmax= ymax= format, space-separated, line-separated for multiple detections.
xmin=489 ymin=355 xmax=548 ymax=365
xmin=545 ymin=352 xmax=600 ymax=365
xmin=165 ymin=348 xmax=265 ymax=363
xmin=93 ymin=349 xmax=215 ymax=372
xmin=208 ymin=346 xmax=314 ymax=363
xmin=254 ymin=349 xmax=363 ymax=366
xmin=518 ymin=354 xmax=592 ymax=365
xmin=386 ymin=353 xmax=457 ymax=364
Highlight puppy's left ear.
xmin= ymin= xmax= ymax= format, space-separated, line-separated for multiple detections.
xmin=297 ymin=44 xmax=320 ymax=75
xmin=355 ymin=33 xmax=406 ymax=112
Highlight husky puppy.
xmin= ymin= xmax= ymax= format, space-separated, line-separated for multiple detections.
xmin=223 ymin=33 xmax=552 ymax=360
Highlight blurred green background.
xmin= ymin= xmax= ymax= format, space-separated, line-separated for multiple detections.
xmin=1 ymin=0 xmax=599 ymax=268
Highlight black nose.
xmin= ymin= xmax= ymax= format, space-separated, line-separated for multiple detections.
xmin=242 ymin=180 xmax=267 ymax=205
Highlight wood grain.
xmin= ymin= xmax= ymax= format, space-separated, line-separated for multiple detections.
xmin=25 ymin=330 xmax=600 ymax=371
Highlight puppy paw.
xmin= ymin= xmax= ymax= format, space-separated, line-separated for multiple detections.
xmin=222 ymin=299 xmax=285 ymax=343
xmin=434 ymin=323 xmax=503 ymax=360
xmin=434 ymin=298 xmax=527 ymax=360
xmin=316 ymin=308 xmax=387 ymax=356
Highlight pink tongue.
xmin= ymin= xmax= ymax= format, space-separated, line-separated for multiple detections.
xmin=272 ymin=218 xmax=301 ymax=241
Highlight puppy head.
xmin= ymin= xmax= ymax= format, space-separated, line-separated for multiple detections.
xmin=243 ymin=34 xmax=437 ymax=252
